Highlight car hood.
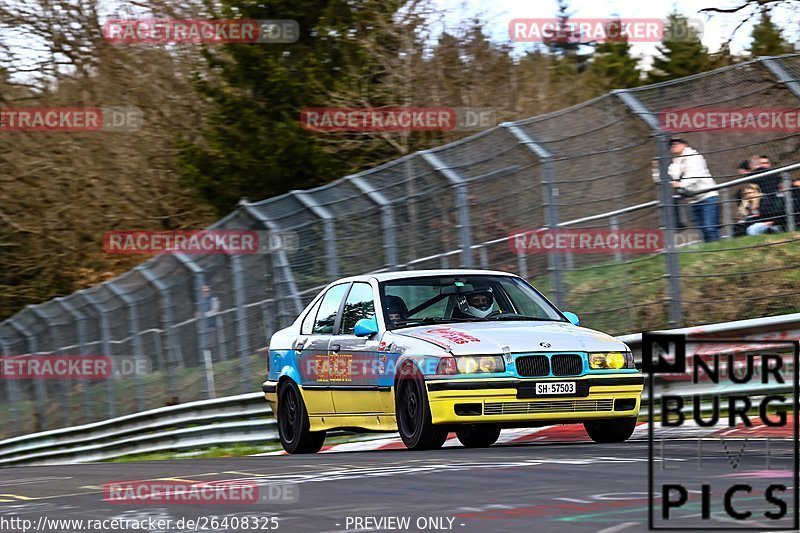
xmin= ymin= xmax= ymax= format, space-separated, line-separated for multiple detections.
xmin=393 ymin=321 xmax=627 ymax=355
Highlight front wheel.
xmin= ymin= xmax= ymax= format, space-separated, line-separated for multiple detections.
xmin=456 ymin=425 xmax=501 ymax=448
xmin=584 ymin=417 xmax=637 ymax=443
xmin=395 ymin=371 xmax=448 ymax=450
xmin=277 ymin=380 xmax=326 ymax=454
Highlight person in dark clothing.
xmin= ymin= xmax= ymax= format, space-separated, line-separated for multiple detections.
xmin=735 ymin=183 xmax=782 ymax=236
xmin=383 ymin=295 xmax=408 ymax=325
xmin=737 ymin=159 xmax=751 ymax=178
xmin=749 ymin=155 xmax=780 ymax=196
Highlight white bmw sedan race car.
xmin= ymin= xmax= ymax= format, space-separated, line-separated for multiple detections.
xmin=263 ymin=269 xmax=643 ymax=453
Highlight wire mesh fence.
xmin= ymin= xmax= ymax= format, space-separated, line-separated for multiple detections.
xmin=1 ymin=55 xmax=800 ymax=438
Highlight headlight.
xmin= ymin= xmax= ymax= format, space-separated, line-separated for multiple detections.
xmin=455 ymin=355 xmax=505 ymax=374
xmin=589 ymin=351 xmax=634 ymax=370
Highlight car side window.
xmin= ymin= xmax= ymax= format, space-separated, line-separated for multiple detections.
xmin=300 ymin=297 xmax=323 ymax=335
xmin=313 ymin=284 xmax=349 ymax=334
xmin=340 ymin=283 xmax=376 ymax=335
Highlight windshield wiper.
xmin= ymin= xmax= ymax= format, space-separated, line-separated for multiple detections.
xmin=393 ymin=316 xmax=480 ymax=327
xmin=484 ymin=313 xmax=562 ymax=321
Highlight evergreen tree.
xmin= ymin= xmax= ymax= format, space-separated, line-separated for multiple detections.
xmin=545 ymin=0 xmax=595 ymax=105
xmin=749 ymin=9 xmax=794 ymax=57
xmin=586 ymin=18 xmax=641 ymax=93
xmin=179 ymin=0 xmax=410 ymax=215
xmin=709 ymin=42 xmax=741 ymax=69
xmin=648 ymin=12 xmax=713 ymax=83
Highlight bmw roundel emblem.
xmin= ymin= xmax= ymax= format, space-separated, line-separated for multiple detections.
xmin=540 ymin=342 xmax=551 ymax=348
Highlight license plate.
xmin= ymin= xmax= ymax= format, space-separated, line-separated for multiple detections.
xmin=535 ymin=382 xmax=575 ymax=395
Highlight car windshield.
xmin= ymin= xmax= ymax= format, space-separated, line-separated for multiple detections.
xmin=379 ymin=275 xmax=565 ymax=330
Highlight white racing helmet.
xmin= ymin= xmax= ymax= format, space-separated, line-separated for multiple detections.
xmin=456 ymin=288 xmax=494 ymax=318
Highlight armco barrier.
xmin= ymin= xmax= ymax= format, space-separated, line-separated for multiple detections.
xmin=0 ymin=393 xmax=270 ymax=467
xmin=0 ymin=313 xmax=797 ymax=466
xmin=620 ymin=312 xmax=800 ymax=362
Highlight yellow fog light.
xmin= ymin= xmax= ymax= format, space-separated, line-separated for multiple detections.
xmin=455 ymin=356 xmax=505 ymax=374
xmin=606 ymin=352 xmax=625 ymax=369
xmin=479 ymin=357 xmax=497 ymax=373
xmin=457 ymin=357 xmax=479 ymax=374
xmin=589 ymin=353 xmax=607 ymax=369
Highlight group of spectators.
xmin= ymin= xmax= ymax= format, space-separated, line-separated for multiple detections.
xmin=653 ymin=138 xmax=800 ymax=242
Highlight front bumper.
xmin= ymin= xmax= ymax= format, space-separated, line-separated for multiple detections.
xmin=426 ymin=374 xmax=643 ymax=425
xmin=263 ymin=380 xmax=278 ymax=409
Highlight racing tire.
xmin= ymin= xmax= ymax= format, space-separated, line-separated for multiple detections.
xmin=455 ymin=425 xmax=501 ymax=448
xmin=395 ymin=369 xmax=448 ymax=451
xmin=277 ymin=380 xmax=326 ymax=454
xmin=583 ymin=417 xmax=637 ymax=443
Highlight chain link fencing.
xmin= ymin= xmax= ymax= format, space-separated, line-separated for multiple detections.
xmin=1 ymin=55 xmax=800 ymax=438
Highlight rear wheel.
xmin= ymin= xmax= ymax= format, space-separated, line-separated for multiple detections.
xmin=278 ymin=380 xmax=326 ymax=454
xmin=396 ymin=370 xmax=447 ymax=450
xmin=584 ymin=417 xmax=637 ymax=443
xmin=456 ymin=425 xmax=501 ymax=448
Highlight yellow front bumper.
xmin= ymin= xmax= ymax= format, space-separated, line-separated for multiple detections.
xmin=426 ymin=375 xmax=643 ymax=425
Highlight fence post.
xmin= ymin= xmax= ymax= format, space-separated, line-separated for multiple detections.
xmin=107 ymin=283 xmax=145 ymax=411
xmin=229 ymin=253 xmax=252 ymax=394
xmin=0 ymin=338 xmax=20 ymax=435
xmin=239 ymin=201 xmax=304 ymax=325
xmin=293 ymin=191 xmax=339 ymax=280
xmin=138 ymin=266 xmax=179 ymax=399
xmin=56 ymin=297 xmax=92 ymax=423
xmin=420 ymin=150 xmax=474 ymax=268
xmin=174 ymin=254 xmax=216 ymax=400
xmin=616 ymin=90 xmax=683 ymax=327
xmin=762 ymin=58 xmax=800 ymax=100
xmin=502 ymin=123 xmax=565 ymax=308
xmin=609 ymin=216 xmax=623 ymax=263
xmin=783 ymin=172 xmax=796 ymax=233
xmin=29 ymin=304 xmax=71 ymax=428
xmin=79 ymin=291 xmax=116 ymax=418
xmin=349 ymin=175 xmax=398 ymax=269
xmin=516 ymin=249 xmax=529 ymax=279
xmin=8 ymin=317 xmax=48 ymax=431
xmin=719 ymin=188 xmax=734 ymax=239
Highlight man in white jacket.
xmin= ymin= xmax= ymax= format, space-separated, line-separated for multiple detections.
xmin=668 ymin=138 xmax=720 ymax=242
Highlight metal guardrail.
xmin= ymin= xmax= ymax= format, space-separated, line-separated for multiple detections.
xmin=0 ymin=393 xmax=271 ymax=467
xmin=620 ymin=311 xmax=800 ymax=361
xmin=0 ymin=312 xmax=797 ymax=467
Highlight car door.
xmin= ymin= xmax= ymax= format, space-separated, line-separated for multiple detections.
xmin=296 ymin=283 xmax=349 ymax=415
xmin=330 ymin=281 xmax=387 ymax=414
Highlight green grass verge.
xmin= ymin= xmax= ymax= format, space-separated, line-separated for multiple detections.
xmin=532 ymin=233 xmax=800 ymax=334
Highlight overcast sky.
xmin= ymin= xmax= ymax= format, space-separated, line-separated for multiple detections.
xmin=431 ymin=0 xmax=799 ymax=68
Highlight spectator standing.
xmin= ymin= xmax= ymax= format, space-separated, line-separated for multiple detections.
xmin=668 ymin=138 xmax=720 ymax=242
xmin=652 ymin=159 xmax=686 ymax=229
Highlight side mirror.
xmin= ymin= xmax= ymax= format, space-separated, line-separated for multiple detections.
xmin=354 ymin=316 xmax=379 ymax=337
xmin=563 ymin=311 xmax=580 ymax=326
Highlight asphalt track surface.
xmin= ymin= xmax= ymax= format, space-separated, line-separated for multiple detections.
xmin=0 ymin=437 xmax=796 ymax=533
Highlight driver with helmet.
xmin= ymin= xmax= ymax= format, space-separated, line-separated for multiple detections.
xmin=453 ymin=287 xmax=495 ymax=319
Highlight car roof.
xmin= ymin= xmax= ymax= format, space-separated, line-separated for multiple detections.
xmin=336 ymin=269 xmax=519 ymax=283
